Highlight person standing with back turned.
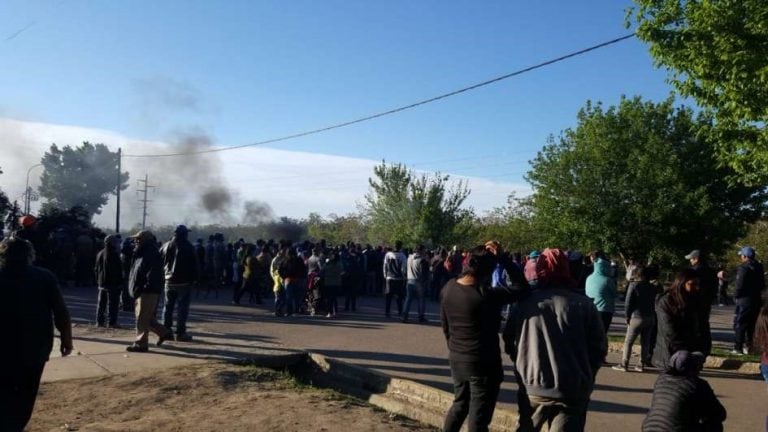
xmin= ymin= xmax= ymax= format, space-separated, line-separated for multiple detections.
xmin=441 ymin=245 xmax=528 ymax=432
xmin=0 ymin=237 xmax=73 ymax=431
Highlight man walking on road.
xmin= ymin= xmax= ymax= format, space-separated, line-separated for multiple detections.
xmin=383 ymin=241 xmax=407 ymax=318
xmin=403 ymin=245 xmax=430 ymax=323
xmin=732 ymin=246 xmax=765 ymax=355
xmin=127 ymin=230 xmax=173 ymax=352
xmin=160 ymin=225 xmax=200 ymax=342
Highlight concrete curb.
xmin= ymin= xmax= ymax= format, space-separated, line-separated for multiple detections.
xmin=292 ymin=352 xmax=516 ymax=432
xmin=606 ymin=341 xmax=760 ymax=374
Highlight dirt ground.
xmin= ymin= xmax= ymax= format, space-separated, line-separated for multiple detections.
xmin=28 ymin=363 xmax=437 ymax=432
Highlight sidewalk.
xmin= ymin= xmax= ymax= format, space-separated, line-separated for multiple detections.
xmin=45 ymin=287 xmax=765 ymax=431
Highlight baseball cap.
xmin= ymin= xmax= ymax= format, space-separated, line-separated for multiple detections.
xmin=684 ymin=250 xmax=700 ymax=260
xmin=529 ymin=250 xmax=540 ymax=259
xmin=174 ymin=224 xmax=191 ymax=235
xmin=739 ymin=246 xmax=755 ymax=258
xmin=130 ymin=230 xmax=154 ymax=242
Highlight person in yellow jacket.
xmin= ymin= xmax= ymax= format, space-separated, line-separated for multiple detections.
xmin=270 ymin=247 xmax=287 ymax=316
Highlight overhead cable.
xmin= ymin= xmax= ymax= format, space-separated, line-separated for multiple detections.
xmin=123 ymin=33 xmax=636 ymax=158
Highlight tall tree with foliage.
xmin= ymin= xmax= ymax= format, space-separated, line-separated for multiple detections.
xmin=474 ymin=193 xmax=543 ymax=254
xmin=0 ymin=167 xmax=10 ymax=228
xmin=39 ymin=142 xmax=129 ymax=219
xmin=629 ymin=0 xmax=768 ymax=183
xmin=364 ymin=162 xmax=472 ymax=247
xmin=527 ymin=96 xmax=767 ymax=266
xmin=306 ymin=212 xmax=370 ymax=245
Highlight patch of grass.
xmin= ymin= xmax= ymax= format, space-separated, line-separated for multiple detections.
xmin=608 ymin=335 xmax=761 ymax=362
xmin=710 ymin=347 xmax=760 ymax=363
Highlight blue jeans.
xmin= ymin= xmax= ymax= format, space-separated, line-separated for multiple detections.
xmin=284 ymin=280 xmax=304 ymax=315
xmin=403 ymin=281 xmax=427 ymax=320
xmin=163 ymin=284 xmax=192 ymax=335
xmin=760 ymin=364 xmax=768 ymax=383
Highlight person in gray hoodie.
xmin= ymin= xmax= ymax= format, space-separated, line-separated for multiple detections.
xmin=403 ymin=244 xmax=430 ymax=323
xmin=504 ymin=248 xmax=607 ymax=432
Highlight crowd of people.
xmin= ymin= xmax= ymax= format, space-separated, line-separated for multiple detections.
xmin=3 ymin=215 xmax=768 ymax=431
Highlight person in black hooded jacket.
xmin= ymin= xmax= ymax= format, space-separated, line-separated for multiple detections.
xmin=126 ymin=230 xmax=172 ymax=352
xmin=653 ymin=269 xmax=709 ymax=370
xmin=94 ymin=234 xmax=124 ymax=327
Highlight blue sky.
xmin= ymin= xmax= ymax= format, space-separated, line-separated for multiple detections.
xmin=0 ymin=0 xmax=676 ymax=221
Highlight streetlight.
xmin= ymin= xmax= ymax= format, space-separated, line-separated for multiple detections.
xmin=24 ymin=163 xmax=43 ymax=214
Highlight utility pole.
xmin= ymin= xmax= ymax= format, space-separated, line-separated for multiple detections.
xmin=136 ymin=173 xmax=156 ymax=229
xmin=115 ymin=147 xmax=121 ymax=234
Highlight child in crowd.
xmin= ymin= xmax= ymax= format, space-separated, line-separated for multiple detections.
xmin=642 ymin=350 xmax=726 ymax=432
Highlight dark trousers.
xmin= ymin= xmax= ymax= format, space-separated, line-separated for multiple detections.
xmin=0 ymin=362 xmax=45 ymax=432
xmin=325 ymin=285 xmax=339 ymax=316
xmin=234 ymin=278 xmax=261 ymax=304
xmin=96 ymin=286 xmax=121 ymax=326
xmin=385 ymin=279 xmax=405 ymax=316
xmin=599 ymin=312 xmax=613 ymax=335
xmin=528 ymin=395 xmax=588 ymax=432
xmin=162 ymin=284 xmax=192 ymax=336
xmin=443 ymin=362 xmax=503 ymax=432
xmin=734 ymin=298 xmax=759 ymax=351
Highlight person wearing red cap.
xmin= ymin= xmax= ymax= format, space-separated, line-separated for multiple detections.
xmin=503 ymin=248 xmax=606 ymax=431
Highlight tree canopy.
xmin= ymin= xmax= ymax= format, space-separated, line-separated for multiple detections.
xmin=526 ymin=96 xmax=767 ymax=265
xmin=364 ymin=162 xmax=472 ymax=247
xmin=0 ymin=166 xmax=10 ymax=229
xmin=630 ymin=0 xmax=768 ymax=182
xmin=39 ymin=142 xmax=129 ymax=218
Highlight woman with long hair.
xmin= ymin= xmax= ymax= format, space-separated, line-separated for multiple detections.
xmin=652 ymin=268 xmax=708 ymax=370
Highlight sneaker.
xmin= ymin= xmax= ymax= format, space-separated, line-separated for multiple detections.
xmin=743 ymin=347 xmax=750 ymax=355
xmin=633 ymin=365 xmax=644 ymax=372
xmin=730 ymin=349 xmax=744 ymax=355
xmin=612 ymin=364 xmax=628 ymax=372
xmin=126 ymin=344 xmax=148 ymax=353
xmin=157 ymin=332 xmax=173 ymax=346
xmin=175 ymin=333 xmax=193 ymax=342
xmin=326 ymin=313 xmax=333 ymax=318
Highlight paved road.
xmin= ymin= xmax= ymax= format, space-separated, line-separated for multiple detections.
xmin=61 ymin=286 xmax=764 ymax=431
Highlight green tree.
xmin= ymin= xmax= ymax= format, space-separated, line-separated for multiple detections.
xmin=364 ymin=162 xmax=472 ymax=247
xmin=39 ymin=142 xmax=129 ymax=219
xmin=474 ymin=194 xmax=543 ymax=254
xmin=629 ymin=0 xmax=768 ymax=182
xmin=527 ymin=96 xmax=767 ymax=266
xmin=306 ymin=212 xmax=370 ymax=245
xmin=0 ymin=167 xmax=10 ymax=228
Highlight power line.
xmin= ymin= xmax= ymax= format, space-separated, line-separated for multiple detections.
xmin=123 ymin=33 xmax=635 ymax=159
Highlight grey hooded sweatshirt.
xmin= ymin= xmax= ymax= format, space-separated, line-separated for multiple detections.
xmin=503 ymin=287 xmax=607 ymax=401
